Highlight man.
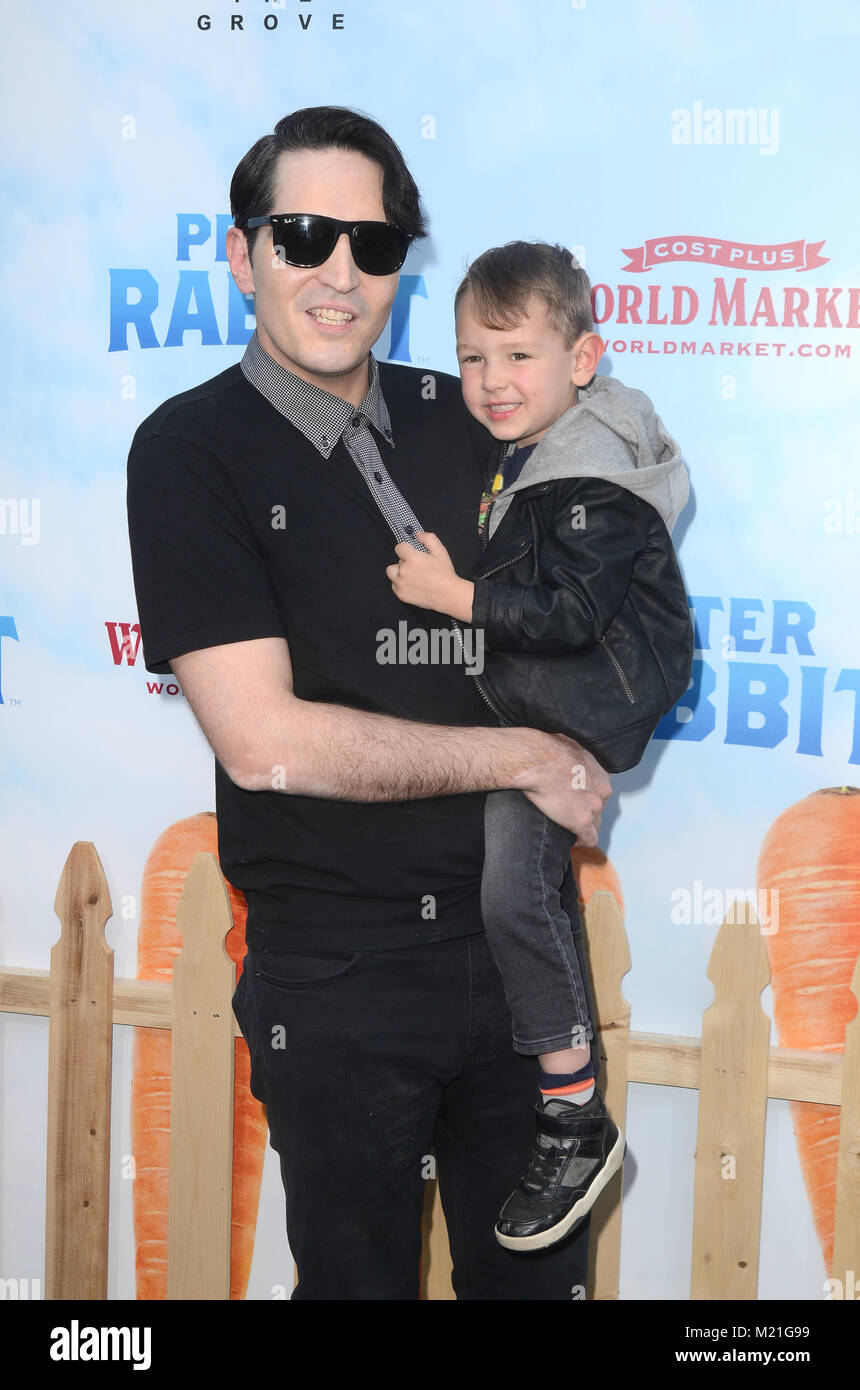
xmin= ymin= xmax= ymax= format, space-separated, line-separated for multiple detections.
xmin=126 ymin=106 xmax=612 ymax=1300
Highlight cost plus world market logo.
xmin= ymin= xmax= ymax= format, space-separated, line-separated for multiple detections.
xmin=621 ymin=236 xmax=829 ymax=274
xmin=593 ymin=235 xmax=857 ymax=361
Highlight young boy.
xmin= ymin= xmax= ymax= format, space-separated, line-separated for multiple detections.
xmin=386 ymin=241 xmax=691 ymax=1252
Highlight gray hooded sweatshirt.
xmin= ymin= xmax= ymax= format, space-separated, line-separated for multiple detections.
xmin=485 ymin=373 xmax=690 ymax=542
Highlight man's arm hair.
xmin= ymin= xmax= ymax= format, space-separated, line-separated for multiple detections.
xmin=169 ymin=636 xmax=611 ymax=843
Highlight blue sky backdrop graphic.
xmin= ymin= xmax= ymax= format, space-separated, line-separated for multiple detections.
xmin=1 ymin=0 xmax=858 ymax=1299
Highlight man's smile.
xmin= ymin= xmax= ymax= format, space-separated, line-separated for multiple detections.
xmin=306 ymin=305 xmax=357 ymax=327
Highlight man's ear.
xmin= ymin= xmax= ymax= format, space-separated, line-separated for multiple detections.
xmin=571 ymin=332 xmax=605 ymax=386
xmin=226 ymin=225 xmax=256 ymax=297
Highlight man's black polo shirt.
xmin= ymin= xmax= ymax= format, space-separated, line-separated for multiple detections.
xmin=126 ymin=356 xmax=499 ymax=949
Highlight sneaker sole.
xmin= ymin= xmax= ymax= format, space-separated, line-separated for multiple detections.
xmin=495 ymin=1128 xmax=627 ymax=1252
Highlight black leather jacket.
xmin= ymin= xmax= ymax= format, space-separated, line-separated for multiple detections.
xmin=460 ymin=473 xmax=695 ymax=773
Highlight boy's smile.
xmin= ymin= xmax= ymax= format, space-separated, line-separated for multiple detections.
xmin=456 ymin=292 xmax=603 ymax=448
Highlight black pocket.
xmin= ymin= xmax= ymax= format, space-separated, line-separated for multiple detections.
xmin=231 ymin=968 xmax=268 ymax=1105
xmin=251 ymin=949 xmax=362 ymax=992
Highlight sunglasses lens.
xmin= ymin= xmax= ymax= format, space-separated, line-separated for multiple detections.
xmin=266 ymin=216 xmax=410 ymax=274
xmin=271 ymin=216 xmax=337 ymax=267
xmin=351 ymin=224 xmax=411 ymax=275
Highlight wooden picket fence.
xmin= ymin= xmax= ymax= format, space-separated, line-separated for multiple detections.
xmin=1 ymin=840 xmax=858 ymax=1300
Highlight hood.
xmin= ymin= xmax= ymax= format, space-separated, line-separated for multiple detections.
xmin=486 ymin=373 xmax=690 ymax=540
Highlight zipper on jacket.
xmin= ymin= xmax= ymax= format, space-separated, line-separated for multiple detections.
xmin=478 ymin=474 xmax=533 ymax=574
xmin=449 ymin=616 xmax=511 ymax=724
xmin=479 ymin=495 xmax=494 ymax=556
xmin=469 ymin=460 xmax=530 ymax=720
xmin=473 ymin=544 xmax=532 ymax=582
xmin=599 ymin=635 xmax=636 ymax=704
xmin=480 ymin=448 xmax=505 ymax=555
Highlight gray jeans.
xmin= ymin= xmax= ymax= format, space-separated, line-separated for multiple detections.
xmin=481 ymin=788 xmax=597 ymax=1057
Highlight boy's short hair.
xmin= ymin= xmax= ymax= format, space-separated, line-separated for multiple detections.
xmin=454 ymin=241 xmax=593 ymax=348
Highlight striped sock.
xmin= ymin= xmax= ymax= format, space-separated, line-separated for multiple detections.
xmin=540 ymin=1059 xmax=596 ymax=1107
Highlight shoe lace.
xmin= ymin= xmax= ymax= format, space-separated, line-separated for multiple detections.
xmin=522 ymin=1135 xmax=570 ymax=1193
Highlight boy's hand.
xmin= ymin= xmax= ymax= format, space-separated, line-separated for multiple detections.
xmin=386 ymin=531 xmax=474 ymax=621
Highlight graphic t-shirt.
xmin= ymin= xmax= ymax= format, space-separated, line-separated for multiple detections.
xmin=476 ymin=441 xmax=538 ymax=536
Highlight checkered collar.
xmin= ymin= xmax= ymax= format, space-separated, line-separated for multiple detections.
xmin=240 ymin=330 xmax=393 ymax=458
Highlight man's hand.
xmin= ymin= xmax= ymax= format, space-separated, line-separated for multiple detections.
xmin=386 ymin=531 xmax=475 ymax=621
xmin=511 ymin=735 xmax=612 ymax=847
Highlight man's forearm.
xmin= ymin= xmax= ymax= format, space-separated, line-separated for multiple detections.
xmin=236 ymin=694 xmax=552 ymax=802
xmin=170 ymin=640 xmax=609 ymax=841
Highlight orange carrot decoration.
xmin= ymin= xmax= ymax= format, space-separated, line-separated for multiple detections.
xmin=757 ymin=786 xmax=860 ymax=1275
xmin=571 ymin=845 xmax=625 ymax=917
xmin=132 ymin=811 xmax=267 ymax=1299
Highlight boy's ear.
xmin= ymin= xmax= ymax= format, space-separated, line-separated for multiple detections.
xmin=571 ymin=332 xmax=604 ymax=386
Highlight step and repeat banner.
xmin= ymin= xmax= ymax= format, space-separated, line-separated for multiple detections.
xmin=2 ymin=0 xmax=858 ymax=1301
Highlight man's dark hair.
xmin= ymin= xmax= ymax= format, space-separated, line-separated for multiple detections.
xmin=231 ymin=106 xmax=428 ymax=261
xmin=455 ymin=241 xmax=594 ymax=348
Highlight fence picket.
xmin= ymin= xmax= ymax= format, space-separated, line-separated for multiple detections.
xmin=421 ymin=1176 xmax=454 ymax=1299
xmin=46 ymin=842 xmax=114 ymax=1299
xmin=167 ymin=853 xmax=236 ymax=1299
xmin=832 ymin=948 xmax=860 ymax=1292
xmin=691 ymin=904 xmax=771 ymax=1299
xmin=584 ymin=891 xmax=631 ymax=1301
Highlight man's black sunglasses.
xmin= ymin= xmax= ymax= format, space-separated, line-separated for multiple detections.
xmin=242 ymin=213 xmax=412 ymax=276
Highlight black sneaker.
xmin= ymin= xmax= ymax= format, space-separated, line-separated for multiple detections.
xmin=495 ymin=1091 xmax=626 ymax=1251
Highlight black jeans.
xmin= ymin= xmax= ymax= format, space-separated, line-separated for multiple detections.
xmin=231 ymin=874 xmax=594 ymax=1300
xmin=482 ymin=789 xmax=596 ymax=1056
